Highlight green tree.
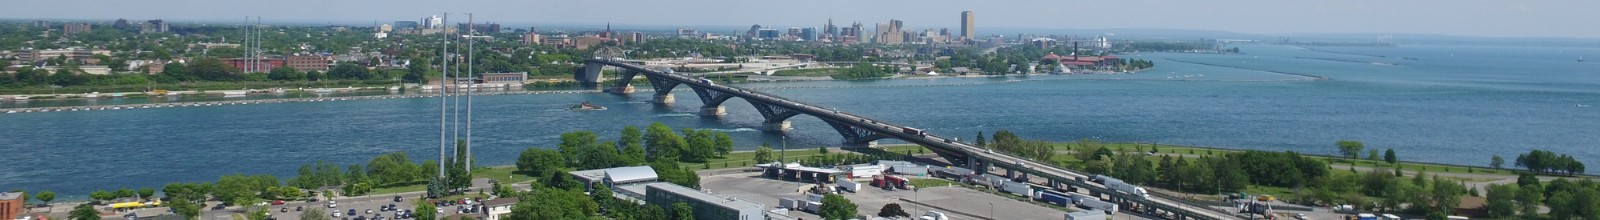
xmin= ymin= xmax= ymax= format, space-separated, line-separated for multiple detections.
xmin=71 ymin=203 xmax=101 ymax=220
xmin=404 ymin=58 xmax=429 ymax=83
xmin=580 ymin=141 xmax=622 ymax=170
xmin=974 ymin=131 xmax=987 ymax=148
xmin=300 ymin=208 xmax=330 ymax=220
xmin=1484 ymin=184 xmax=1519 ymax=218
xmin=876 ymin=203 xmax=910 ymax=218
xmin=559 ymin=131 xmax=601 ymax=166
xmin=754 ymin=144 xmax=775 ymax=164
xmin=1367 ymin=149 xmax=1380 ymax=161
xmin=619 ymin=126 xmax=648 ymax=166
xmin=190 ymin=58 xmax=238 ymax=81
xmin=415 ymin=200 xmax=438 ymax=220
xmin=113 ymin=188 xmax=135 ymax=199
xmin=1429 ymin=175 xmax=1465 ymax=213
xmin=36 ymin=190 xmax=55 ymax=205
xmin=712 ymin=132 xmax=734 ymax=157
xmin=1491 ymin=155 xmax=1504 ymax=169
xmin=509 ymin=188 xmax=598 ymax=219
xmin=819 ymin=194 xmax=858 ymax=220
xmin=267 ymin=67 xmax=303 ymax=81
xmin=169 ymin=199 xmax=201 ymax=220
xmin=367 ymin=152 xmax=422 ymax=186
xmin=1337 ymin=140 xmax=1364 ymax=159
xmin=644 ymin=123 xmax=684 ymax=162
xmin=672 ymin=202 xmax=694 ymax=220
xmin=638 ymin=204 xmax=668 ymax=220
xmin=137 ymin=188 xmax=155 ymax=200
xmin=327 ymin=62 xmax=372 ymax=80
xmin=1384 ymin=148 xmax=1397 ymax=164
xmin=516 ymin=147 xmax=564 ymax=177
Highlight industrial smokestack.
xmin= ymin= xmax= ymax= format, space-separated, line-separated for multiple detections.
xmin=1072 ymin=42 xmax=1079 ymax=61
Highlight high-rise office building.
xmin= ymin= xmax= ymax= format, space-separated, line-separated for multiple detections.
xmin=960 ymin=11 xmax=975 ymax=41
xmin=800 ymin=27 xmax=818 ymax=41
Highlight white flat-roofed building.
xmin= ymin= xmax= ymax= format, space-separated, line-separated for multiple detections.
xmin=644 ymin=183 xmax=765 ymax=220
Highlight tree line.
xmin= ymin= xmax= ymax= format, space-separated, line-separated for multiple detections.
xmin=1513 ymin=149 xmax=1586 ymax=176
xmin=1485 ymin=176 xmax=1600 ymax=219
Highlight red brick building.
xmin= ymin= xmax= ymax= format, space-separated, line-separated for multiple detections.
xmin=285 ymin=54 xmax=331 ymax=72
xmin=0 ymin=191 xmax=23 ymax=220
xmin=224 ymin=58 xmax=285 ymax=73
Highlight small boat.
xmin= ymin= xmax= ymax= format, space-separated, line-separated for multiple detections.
xmin=315 ymin=88 xmax=333 ymax=94
xmin=10 ymin=95 xmax=30 ymax=101
xmin=569 ymin=101 xmax=607 ymax=111
xmin=222 ymin=91 xmax=247 ymax=97
xmin=85 ymin=92 xmax=101 ymax=98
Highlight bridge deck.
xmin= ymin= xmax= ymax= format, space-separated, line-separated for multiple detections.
xmin=587 ymin=59 xmax=1238 ymax=220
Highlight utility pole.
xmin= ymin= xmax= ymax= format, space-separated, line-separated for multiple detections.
xmin=438 ymin=12 xmax=449 ymax=178
xmin=464 ymin=13 xmax=474 ymax=175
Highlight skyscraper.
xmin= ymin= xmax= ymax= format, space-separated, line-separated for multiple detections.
xmin=960 ymin=11 xmax=975 ymax=41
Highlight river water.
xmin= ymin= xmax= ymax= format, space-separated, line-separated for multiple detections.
xmin=3 ymin=42 xmax=1598 ymax=200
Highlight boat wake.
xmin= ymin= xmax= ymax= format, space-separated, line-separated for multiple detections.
xmin=654 ymin=113 xmax=697 ymax=118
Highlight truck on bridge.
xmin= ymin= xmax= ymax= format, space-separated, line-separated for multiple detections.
xmin=901 ymin=127 xmax=925 ymax=136
xmin=1093 ymin=175 xmax=1151 ymax=200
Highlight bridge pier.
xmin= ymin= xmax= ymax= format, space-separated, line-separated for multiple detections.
xmin=654 ymin=94 xmax=675 ymax=104
xmin=608 ymin=85 xmax=635 ymax=94
xmin=762 ymin=121 xmax=791 ymax=131
xmin=700 ymin=106 xmax=725 ymax=116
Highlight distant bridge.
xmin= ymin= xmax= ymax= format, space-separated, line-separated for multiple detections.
xmin=577 ymin=58 xmax=1240 ymax=220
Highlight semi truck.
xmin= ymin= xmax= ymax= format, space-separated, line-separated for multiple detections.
xmin=902 ymin=127 xmax=925 ymax=136
xmin=1033 ymin=190 xmax=1071 ymax=207
xmin=999 ymin=180 xmax=1034 ymax=197
xmin=843 ymin=164 xmax=884 ymax=178
xmin=1099 ymin=176 xmax=1150 ymax=199
xmin=871 ymin=175 xmax=909 ymax=190
xmin=890 ymin=165 xmax=929 ymax=176
xmin=1078 ymin=199 xmax=1119 ymax=214
xmin=836 ymin=180 xmax=861 ymax=193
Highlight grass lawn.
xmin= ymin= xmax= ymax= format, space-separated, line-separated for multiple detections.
xmin=908 ymin=178 xmax=958 ymax=189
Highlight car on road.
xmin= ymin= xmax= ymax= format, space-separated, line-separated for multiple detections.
xmin=271 ymin=200 xmax=286 ymax=205
xmin=212 ymin=205 xmax=226 ymax=210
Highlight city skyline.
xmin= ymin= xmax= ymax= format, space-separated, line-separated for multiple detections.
xmin=1 ymin=0 xmax=1598 ymax=39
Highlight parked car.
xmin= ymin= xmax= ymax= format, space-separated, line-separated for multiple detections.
xmin=332 ymin=212 xmax=341 ymax=218
xmin=366 ymin=209 xmax=373 ymax=214
xmin=296 ymin=206 xmax=303 ymax=211
xmin=347 ymin=209 xmax=356 ymax=216
xmin=328 ymin=201 xmax=338 ymax=208
xmin=281 ymin=207 xmax=289 ymax=213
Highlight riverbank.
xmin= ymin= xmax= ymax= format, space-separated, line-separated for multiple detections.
xmin=0 ymin=89 xmax=601 ymax=114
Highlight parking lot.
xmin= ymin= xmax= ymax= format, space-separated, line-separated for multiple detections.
xmin=180 ymin=178 xmax=517 ymax=220
xmin=700 ymin=171 xmax=1151 ymax=220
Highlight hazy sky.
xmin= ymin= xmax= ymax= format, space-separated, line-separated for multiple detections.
xmin=4 ymin=0 xmax=1598 ymax=38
